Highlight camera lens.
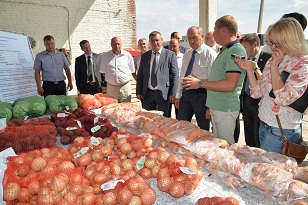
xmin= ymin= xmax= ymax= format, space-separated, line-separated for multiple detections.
xmin=59 ymin=49 xmax=62 ymax=52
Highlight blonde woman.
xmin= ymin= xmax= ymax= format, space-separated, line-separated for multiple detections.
xmin=235 ymin=17 xmax=308 ymax=153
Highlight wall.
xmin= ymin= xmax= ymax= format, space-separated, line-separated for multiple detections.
xmin=0 ymin=0 xmax=137 ymax=95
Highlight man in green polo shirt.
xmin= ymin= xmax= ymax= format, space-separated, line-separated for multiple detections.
xmin=181 ymin=15 xmax=246 ymax=144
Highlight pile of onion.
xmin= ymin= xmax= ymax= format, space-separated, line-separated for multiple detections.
xmin=156 ymin=155 xmax=204 ymax=198
xmin=96 ymin=175 xmax=156 ymax=205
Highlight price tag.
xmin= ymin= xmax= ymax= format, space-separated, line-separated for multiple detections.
xmin=101 ymin=179 xmax=125 ymax=191
xmin=0 ymin=118 xmax=7 ymax=130
xmin=57 ymin=113 xmax=68 ymax=118
xmin=76 ymin=147 xmax=89 ymax=157
xmin=91 ymin=125 xmax=101 ymax=133
xmin=136 ymin=155 xmax=146 ymax=170
xmin=117 ymin=134 xmax=127 ymax=139
xmin=91 ymin=136 xmax=100 ymax=146
xmin=76 ymin=120 xmax=82 ymax=128
xmin=179 ymin=167 xmax=196 ymax=175
xmin=138 ymin=133 xmax=152 ymax=138
xmin=65 ymin=106 xmax=70 ymax=110
xmin=66 ymin=127 xmax=77 ymax=131
xmin=94 ymin=117 xmax=99 ymax=124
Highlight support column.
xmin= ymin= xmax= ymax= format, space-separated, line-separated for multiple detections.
xmin=199 ymin=0 xmax=218 ymax=34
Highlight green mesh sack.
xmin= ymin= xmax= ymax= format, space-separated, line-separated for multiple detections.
xmin=45 ymin=95 xmax=78 ymax=113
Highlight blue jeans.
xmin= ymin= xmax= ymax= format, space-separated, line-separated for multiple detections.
xmin=259 ymin=121 xmax=301 ymax=153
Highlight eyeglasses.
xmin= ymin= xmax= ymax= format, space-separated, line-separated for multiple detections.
xmin=265 ymin=40 xmax=284 ymax=48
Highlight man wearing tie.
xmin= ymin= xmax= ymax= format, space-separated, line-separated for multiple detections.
xmin=136 ymin=31 xmax=179 ymax=117
xmin=75 ymin=40 xmax=104 ymax=95
xmin=175 ymin=26 xmax=217 ymax=130
xmin=239 ymin=33 xmax=271 ymax=147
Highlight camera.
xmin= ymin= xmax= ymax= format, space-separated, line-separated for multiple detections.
xmin=58 ymin=48 xmax=63 ymax=52
xmin=231 ymin=54 xmax=246 ymax=60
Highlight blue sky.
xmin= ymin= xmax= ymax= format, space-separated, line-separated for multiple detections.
xmin=135 ymin=0 xmax=308 ymax=41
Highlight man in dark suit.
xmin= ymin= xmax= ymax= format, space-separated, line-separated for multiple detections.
xmin=75 ymin=40 xmax=105 ymax=95
xmin=136 ymin=31 xmax=179 ymax=117
xmin=239 ymin=34 xmax=271 ymax=147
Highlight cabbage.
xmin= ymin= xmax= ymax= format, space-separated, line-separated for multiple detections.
xmin=45 ymin=95 xmax=78 ymax=113
xmin=12 ymin=96 xmax=46 ymax=119
xmin=0 ymin=101 xmax=13 ymax=121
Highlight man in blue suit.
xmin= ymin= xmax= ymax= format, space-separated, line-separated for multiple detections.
xmin=136 ymin=31 xmax=179 ymax=117
xmin=75 ymin=40 xmax=104 ymax=95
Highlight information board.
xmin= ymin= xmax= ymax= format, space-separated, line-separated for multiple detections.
xmin=0 ymin=30 xmax=37 ymax=103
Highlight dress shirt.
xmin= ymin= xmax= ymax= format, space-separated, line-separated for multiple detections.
xmin=33 ymin=50 xmax=70 ymax=82
xmin=176 ymin=52 xmax=184 ymax=70
xmin=148 ymin=47 xmax=162 ymax=90
xmin=100 ymin=49 xmax=135 ymax=86
xmin=176 ymin=43 xmax=217 ymax=98
xmin=133 ymin=52 xmax=143 ymax=73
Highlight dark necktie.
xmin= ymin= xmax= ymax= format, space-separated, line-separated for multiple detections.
xmin=184 ymin=50 xmax=197 ymax=76
xmin=151 ymin=52 xmax=157 ymax=87
xmin=87 ymin=56 xmax=93 ymax=82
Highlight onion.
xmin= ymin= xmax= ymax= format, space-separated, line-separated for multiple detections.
xmin=128 ymin=195 xmax=142 ymax=205
xmin=120 ymin=142 xmax=132 ymax=154
xmin=93 ymin=173 xmax=109 ymax=184
xmin=58 ymin=161 xmax=75 ymax=173
xmin=3 ymin=182 xmax=21 ymax=201
xmin=144 ymin=158 xmax=157 ymax=169
xmin=140 ymin=167 xmax=152 ymax=179
xmin=77 ymin=153 xmax=92 ymax=167
xmin=28 ymin=180 xmax=40 ymax=195
xmin=118 ymin=188 xmax=133 ymax=204
xmin=122 ymin=159 xmax=133 ymax=170
xmin=64 ymin=192 xmax=77 ymax=204
xmin=31 ymin=157 xmax=47 ymax=172
xmin=15 ymin=164 xmax=31 ymax=177
xmin=168 ymin=181 xmax=185 ymax=198
xmin=157 ymin=176 xmax=173 ymax=192
xmin=118 ymin=127 xmax=127 ymax=134
xmin=50 ymin=174 xmax=68 ymax=193
xmin=102 ymin=191 xmax=117 ymax=205
xmin=91 ymin=150 xmax=105 ymax=162
xmin=36 ymin=193 xmax=54 ymax=205
xmin=69 ymin=184 xmax=84 ymax=196
xmin=101 ymin=145 xmax=113 ymax=156
xmin=143 ymin=138 xmax=153 ymax=148
xmin=140 ymin=187 xmax=156 ymax=205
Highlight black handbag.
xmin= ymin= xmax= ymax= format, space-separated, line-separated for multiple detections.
xmin=275 ymin=115 xmax=308 ymax=164
xmin=269 ymin=70 xmax=308 ymax=113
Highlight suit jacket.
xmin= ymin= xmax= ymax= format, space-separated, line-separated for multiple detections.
xmin=136 ymin=48 xmax=179 ymax=100
xmin=257 ymin=51 xmax=271 ymax=72
xmin=240 ymin=51 xmax=272 ymax=110
xmin=75 ymin=53 xmax=104 ymax=92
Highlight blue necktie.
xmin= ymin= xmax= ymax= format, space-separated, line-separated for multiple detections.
xmin=184 ymin=50 xmax=197 ymax=77
xmin=151 ymin=53 xmax=157 ymax=87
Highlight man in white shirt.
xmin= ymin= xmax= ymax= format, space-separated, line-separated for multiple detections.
xmin=100 ymin=37 xmax=135 ymax=102
xmin=175 ymin=26 xmax=217 ymax=130
xmin=205 ymin=31 xmax=221 ymax=53
xmin=167 ymin=38 xmax=183 ymax=117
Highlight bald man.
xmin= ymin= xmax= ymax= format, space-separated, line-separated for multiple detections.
xmin=99 ymin=37 xmax=135 ymax=102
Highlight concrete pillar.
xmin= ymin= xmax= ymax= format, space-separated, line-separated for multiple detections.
xmin=199 ymin=0 xmax=218 ymax=34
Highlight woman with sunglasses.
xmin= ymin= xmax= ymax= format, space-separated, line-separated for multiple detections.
xmin=234 ymin=17 xmax=308 ymax=153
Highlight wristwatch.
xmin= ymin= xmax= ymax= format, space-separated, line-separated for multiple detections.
xmin=199 ymin=80 xmax=204 ymax=88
